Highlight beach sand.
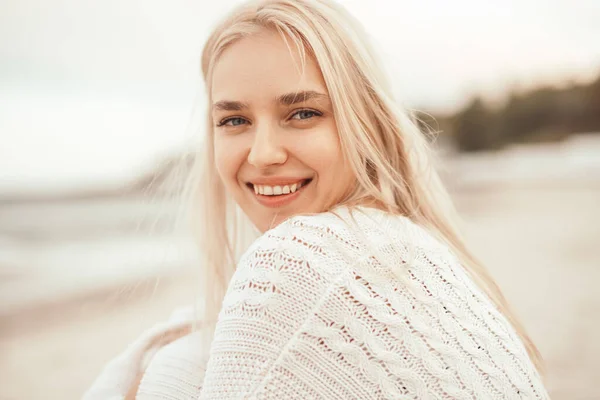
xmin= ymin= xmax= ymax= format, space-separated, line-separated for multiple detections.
xmin=1 ymin=184 xmax=599 ymax=399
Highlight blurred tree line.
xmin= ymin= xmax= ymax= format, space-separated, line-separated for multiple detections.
xmin=417 ymin=71 xmax=600 ymax=152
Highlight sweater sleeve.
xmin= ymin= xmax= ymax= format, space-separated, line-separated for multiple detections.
xmin=198 ymin=213 xmax=549 ymax=399
xmin=198 ymin=218 xmax=347 ymax=399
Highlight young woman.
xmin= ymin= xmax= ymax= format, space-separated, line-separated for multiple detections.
xmin=85 ymin=0 xmax=549 ymax=398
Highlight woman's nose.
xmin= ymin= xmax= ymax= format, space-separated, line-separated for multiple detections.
xmin=247 ymin=123 xmax=287 ymax=168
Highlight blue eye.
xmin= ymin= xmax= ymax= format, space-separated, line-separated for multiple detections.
xmin=291 ymin=109 xmax=321 ymax=120
xmin=218 ymin=117 xmax=247 ymax=127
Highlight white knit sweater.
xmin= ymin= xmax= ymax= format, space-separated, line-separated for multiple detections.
xmin=85 ymin=206 xmax=549 ymax=399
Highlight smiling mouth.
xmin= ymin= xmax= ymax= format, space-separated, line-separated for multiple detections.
xmin=246 ymin=178 xmax=312 ymax=196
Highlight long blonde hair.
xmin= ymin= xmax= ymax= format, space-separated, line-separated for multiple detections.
xmin=182 ymin=0 xmax=543 ymax=372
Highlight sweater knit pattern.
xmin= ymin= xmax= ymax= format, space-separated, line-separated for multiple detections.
xmin=198 ymin=207 xmax=547 ymax=399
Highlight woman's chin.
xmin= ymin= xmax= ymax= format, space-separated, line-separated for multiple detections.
xmin=249 ymin=206 xmax=307 ymax=233
xmin=257 ymin=210 xmax=293 ymax=232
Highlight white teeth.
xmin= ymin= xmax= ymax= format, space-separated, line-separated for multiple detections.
xmin=252 ymin=181 xmax=307 ymax=196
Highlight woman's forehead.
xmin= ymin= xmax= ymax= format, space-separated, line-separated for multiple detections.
xmin=210 ymin=30 xmax=327 ymax=103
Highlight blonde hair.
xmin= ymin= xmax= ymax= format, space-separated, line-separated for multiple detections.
xmin=182 ymin=0 xmax=543 ymax=373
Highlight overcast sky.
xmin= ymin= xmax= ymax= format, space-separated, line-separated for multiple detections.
xmin=1 ymin=0 xmax=600 ymax=194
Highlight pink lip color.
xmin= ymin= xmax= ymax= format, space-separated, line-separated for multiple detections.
xmin=252 ymin=183 xmax=309 ymax=208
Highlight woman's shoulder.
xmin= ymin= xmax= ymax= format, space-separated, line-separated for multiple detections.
xmin=240 ymin=206 xmax=371 ymax=271
xmin=223 ymin=208 xmax=548 ymax=399
xmin=236 ymin=206 xmax=458 ymax=294
xmin=247 ymin=206 xmax=450 ymax=261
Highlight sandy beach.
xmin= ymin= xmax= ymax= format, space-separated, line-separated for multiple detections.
xmin=1 ymin=141 xmax=599 ymax=399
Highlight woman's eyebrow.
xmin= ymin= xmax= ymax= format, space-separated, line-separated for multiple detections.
xmin=212 ymin=90 xmax=329 ymax=111
xmin=277 ymin=90 xmax=329 ymax=106
xmin=212 ymin=100 xmax=249 ymax=111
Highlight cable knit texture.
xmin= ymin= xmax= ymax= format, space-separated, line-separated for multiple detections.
xmin=84 ymin=206 xmax=549 ymax=399
xmin=198 ymin=206 xmax=548 ymax=399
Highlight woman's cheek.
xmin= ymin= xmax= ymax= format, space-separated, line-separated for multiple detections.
xmin=296 ymin=131 xmax=342 ymax=171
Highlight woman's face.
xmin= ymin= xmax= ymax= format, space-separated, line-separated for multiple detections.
xmin=211 ymin=29 xmax=355 ymax=232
